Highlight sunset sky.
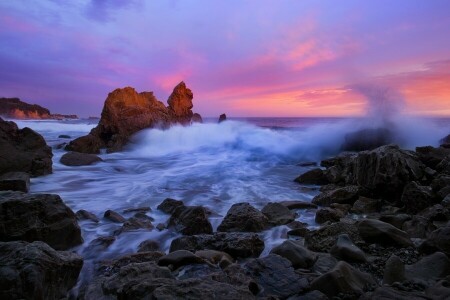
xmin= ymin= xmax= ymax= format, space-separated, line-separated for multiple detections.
xmin=1 ymin=0 xmax=449 ymax=117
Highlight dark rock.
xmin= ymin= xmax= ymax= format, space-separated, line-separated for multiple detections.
xmin=351 ymin=196 xmax=380 ymax=214
xmin=123 ymin=206 xmax=151 ymax=213
xmin=0 ymin=172 xmax=30 ymax=192
xmin=401 ymin=181 xmax=435 ymax=214
xmin=170 ymin=232 xmax=264 ymax=259
xmin=279 ymin=200 xmax=317 ymax=209
xmin=217 ymin=203 xmax=268 ymax=232
xmin=115 ymin=214 xmax=154 ymax=235
xmin=379 ymin=213 xmax=411 ymax=229
xmin=58 ymin=134 xmax=71 ymax=138
xmin=405 ymin=252 xmax=450 ymax=284
xmin=60 ymin=151 xmax=102 ymax=166
xmin=75 ymin=209 xmax=99 ymax=223
xmin=64 ymin=134 xmax=103 ymax=154
xmin=383 ymin=254 xmax=405 ymax=285
xmin=419 ymin=225 xmax=450 ymax=255
xmin=103 ymin=209 xmax=126 ymax=223
xmin=138 ymin=239 xmax=160 ymax=252
xmin=310 ymin=261 xmax=376 ymax=298
xmin=288 ymin=227 xmax=310 ymax=237
xmin=416 ymin=145 xmax=450 ymax=169
xmin=218 ymin=113 xmax=227 ymax=123
xmin=0 ymin=241 xmax=83 ymax=300
xmin=0 ymin=118 xmax=52 ymax=176
xmin=315 ymin=207 xmax=344 ymax=224
xmin=244 ymin=254 xmax=309 ymax=298
xmin=158 ymin=250 xmax=205 ymax=270
xmin=358 ymin=219 xmax=413 ymax=247
xmin=194 ymin=250 xmax=234 ymax=268
xmin=168 ymin=206 xmax=212 ymax=235
xmin=341 ymin=127 xmax=393 ymax=151
xmin=363 ymin=286 xmax=428 ymax=300
xmin=426 ymin=277 xmax=450 ymax=299
xmin=312 ymin=253 xmax=338 ymax=274
xmin=312 ymin=185 xmax=360 ymax=206
xmin=0 ymin=191 xmax=82 ymax=250
xmin=402 ymin=215 xmax=436 ymax=238
xmin=157 ymin=198 xmax=184 ymax=214
xmin=270 ymin=240 xmax=316 ymax=269
xmin=294 ymin=168 xmax=328 ymax=185
xmin=441 ymin=134 xmax=450 ymax=146
xmin=261 ymin=202 xmax=296 ymax=225
xmin=330 ymin=202 xmax=352 ymax=214
xmin=83 ymin=236 xmax=115 ymax=257
xmin=191 ymin=113 xmax=203 ymax=123
xmin=156 ymin=223 xmax=165 ymax=231
xmin=305 ymin=221 xmax=363 ymax=252
xmin=330 ymin=234 xmax=366 ymax=262
xmin=288 ymin=290 xmax=329 ymax=300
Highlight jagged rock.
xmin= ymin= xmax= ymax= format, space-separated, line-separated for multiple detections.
xmin=168 ymin=206 xmax=212 ymax=235
xmin=261 ymin=202 xmax=296 ymax=225
xmin=358 ymin=219 xmax=413 ymax=247
xmin=312 ymin=185 xmax=360 ymax=206
xmin=75 ymin=209 xmax=99 ymax=223
xmin=416 ymin=145 xmax=450 ymax=169
xmin=0 ymin=172 xmax=30 ymax=192
xmin=170 ymin=232 xmax=264 ymax=259
xmin=115 ymin=214 xmax=154 ymax=235
xmin=330 ymin=234 xmax=366 ymax=262
xmin=294 ymin=168 xmax=328 ymax=185
xmin=351 ymin=196 xmax=380 ymax=214
xmin=138 ymin=239 xmax=160 ymax=252
xmin=315 ymin=207 xmax=344 ymax=224
xmin=60 ymin=151 xmax=103 ymax=166
xmin=217 ymin=203 xmax=268 ymax=232
xmin=341 ymin=127 xmax=393 ymax=151
xmin=0 ymin=191 xmax=82 ymax=250
xmin=218 ymin=113 xmax=227 ymax=123
xmin=0 ymin=118 xmax=52 ymax=176
xmin=270 ymin=240 xmax=317 ymax=269
xmin=401 ymin=181 xmax=435 ymax=214
xmin=167 ymin=82 xmax=194 ymax=124
xmin=157 ymin=198 xmax=185 ymax=214
xmin=0 ymin=241 xmax=83 ymax=300
xmin=383 ymin=254 xmax=405 ymax=285
xmin=103 ymin=209 xmax=126 ymax=223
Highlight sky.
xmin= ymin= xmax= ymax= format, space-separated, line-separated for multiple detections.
xmin=0 ymin=0 xmax=449 ymax=117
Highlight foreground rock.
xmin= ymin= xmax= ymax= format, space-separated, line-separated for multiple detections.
xmin=261 ymin=202 xmax=296 ymax=225
xmin=0 ymin=172 xmax=30 ymax=192
xmin=0 ymin=241 xmax=83 ymax=300
xmin=66 ymin=82 xmax=201 ymax=153
xmin=217 ymin=203 xmax=268 ymax=232
xmin=168 ymin=205 xmax=213 ymax=235
xmin=0 ymin=117 xmax=52 ymax=176
xmin=358 ymin=219 xmax=413 ymax=247
xmin=60 ymin=151 xmax=103 ymax=166
xmin=270 ymin=240 xmax=316 ymax=268
xmin=0 ymin=191 xmax=82 ymax=250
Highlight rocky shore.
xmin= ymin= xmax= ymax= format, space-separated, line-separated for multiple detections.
xmin=0 ymin=97 xmax=78 ymax=120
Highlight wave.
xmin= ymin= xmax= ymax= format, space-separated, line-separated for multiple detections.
xmin=12 ymin=119 xmax=95 ymax=134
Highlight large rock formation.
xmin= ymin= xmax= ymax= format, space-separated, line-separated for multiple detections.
xmin=66 ymin=82 xmax=201 ymax=153
xmin=0 ymin=97 xmax=50 ymax=119
xmin=0 ymin=117 xmax=52 ymax=176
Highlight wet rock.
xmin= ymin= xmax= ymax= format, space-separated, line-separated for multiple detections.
xmin=217 ymin=203 xmax=268 ymax=232
xmin=156 ymin=223 xmax=165 ymax=231
xmin=138 ymin=239 xmax=160 ymax=252
xmin=341 ymin=127 xmax=393 ymax=151
xmin=330 ymin=234 xmax=366 ymax=262
xmin=312 ymin=185 xmax=360 ymax=206
xmin=158 ymin=250 xmax=205 ymax=270
xmin=157 ymin=198 xmax=184 ymax=214
xmin=358 ymin=219 xmax=413 ymax=247
xmin=191 ymin=113 xmax=203 ymax=123
xmin=123 ymin=206 xmax=151 ymax=213
xmin=261 ymin=202 xmax=296 ymax=225
xmin=168 ymin=206 xmax=212 ymax=235
xmin=416 ymin=145 xmax=450 ymax=169
xmin=294 ymin=168 xmax=328 ymax=185
xmin=83 ymin=236 xmax=115 ymax=257
xmin=305 ymin=221 xmax=363 ymax=252
xmin=103 ymin=209 xmax=126 ymax=223
xmin=0 ymin=117 xmax=52 ymax=176
xmin=115 ymin=214 xmax=154 ymax=235
xmin=218 ymin=113 xmax=227 ymax=123
xmin=170 ymin=232 xmax=264 ymax=258
xmin=383 ymin=254 xmax=405 ymax=285
xmin=58 ymin=134 xmax=71 ymax=138
xmin=312 ymin=253 xmax=338 ymax=274
xmin=270 ymin=240 xmax=317 ymax=269
xmin=60 ymin=151 xmax=102 ymax=166
xmin=287 ymin=227 xmax=310 ymax=237
xmin=0 ymin=241 xmax=83 ymax=300
xmin=0 ymin=172 xmax=30 ymax=192
xmin=76 ymin=209 xmax=99 ymax=223
xmin=406 ymin=252 xmax=450 ymax=283
xmin=401 ymin=181 xmax=435 ymax=214
xmin=315 ymin=207 xmax=344 ymax=224
xmin=279 ymin=200 xmax=317 ymax=209
xmin=194 ymin=250 xmax=234 ymax=268
xmin=244 ymin=254 xmax=309 ymax=298
xmin=0 ymin=191 xmax=82 ymax=250
xmin=310 ymin=261 xmax=376 ymax=298
xmin=351 ymin=196 xmax=380 ymax=214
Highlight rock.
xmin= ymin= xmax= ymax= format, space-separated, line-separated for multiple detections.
xmin=416 ymin=145 xmax=450 ymax=169
xmin=123 ymin=206 xmax=151 ymax=213
xmin=217 ymin=203 xmax=268 ymax=232
xmin=279 ymin=200 xmax=317 ymax=209
xmin=426 ymin=278 xmax=450 ymax=299
xmin=0 ymin=241 xmax=83 ymax=300
xmin=75 ymin=209 xmax=99 ymax=223
xmin=157 ymin=198 xmax=185 ymax=214
xmin=0 ymin=97 xmax=50 ymax=119
xmin=294 ymin=168 xmax=328 ymax=185
xmin=305 ymin=221 xmax=363 ymax=252
xmin=401 ymin=181 xmax=435 ymax=214
xmin=0 ymin=118 xmax=52 ymax=176
xmin=441 ymin=134 xmax=450 ymax=146
xmin=60 ymin=151 xmax=103 ymax=166
xmin=218 ymin=113 xmax=227 ymax=123
xmin=158 ymin=250 xmax=205 ymax=270
xmin=138 ymin=239 xmax=160 ymax=252
xmin=83 ymin=236 xmax=116 ymax=258
xmin=310 ymin=261 xmax=376 ymax=298
xmin=244 ymin=254 xmax=308 ymax=298
xmin=287 ymin=227 xmax=310 ymax=237
xmin=0 ymin=172 xmax=30 ymax=192
xmin=191 ymin=113 xmax=203 ymax=123
xmin=170 ymin=232 xmax=264 ymax=259
xmin=194 ymin=250 xmax=234 ymax=268
xmin=402 ymin=216 xmax=435 ymax=238
xmin=351 ymin=196 xmax=380 ymax=214
xmin=312 ymin=253 xmax=338 ymax=274
xmin=270 ymin=240 xmax=317 ymax=269
xmin=420 ymin=225 xmax=450 ymax=255
xmin=297 ymin=161 xmax=317 ymax=167
xmin=379 ymin=213 xmax=411 ymax=229
xmin=358 ymin=219 xmax=413 ymax=247
xmin=58 ymin=134 xmax=71 ymax=138
xmin=315 ymin=207 xmax=344 ymax=224
xmin=66 ymin=82 xmax=199 ymax=153
xmin=312 ymin=185 xmax=360 ymax=206
xmin=0 ymin=191 xmax=82 ymax=250
xmin=383 ymin=254 xmax=405 ymax=285
xmin=405 ymin=252 xmax=450 ymax=283
xmin=330 ymin=234 xmax=366 ymax=262
xmin=168 ymin=206 xmax=213 ymax=235
xmin=115 ymin=214 xmax=154 ymax=235
xmin=261 ymin=202 xmax=296 ymax=225
xmin=330 ymin=202 xmax=352 ymax=214
xmin=103 ymin=209 xmax=126 ymax=223
xmin=341 ymin=127 xmax=394 ymax=151
xmin=363 ymin=286 xmax=429 ymax=300
xmin=156 ymin=223 xmax=165 ymax=231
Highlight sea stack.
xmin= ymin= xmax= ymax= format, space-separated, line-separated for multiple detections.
xmin=66 ymin=82 xmax=202 ymax=153
xmin=218 ymin=113 xmax=227 ymax=123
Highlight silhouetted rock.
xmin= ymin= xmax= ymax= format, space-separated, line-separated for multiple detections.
xmin=0 ymin=172 xmax=30 ymax=192
xmin=341 ymin=127 xmax=394 ymax=151
xmin=217 ymin=203 xmax=268 ymax=232
xmin=218 ymin=113 xmax=227 ymax=123
xmin=191 ymin=113 xmax=203 ymax=123
xmin=440 ymin=134 xmax=450 ymax=146
xmin=0 ymin=118 xmax=52 ymax=176
xmin=416 ymin=146 xmax=450 ymax=169
xmin=60 ymin=151 xmax=103 ymax=166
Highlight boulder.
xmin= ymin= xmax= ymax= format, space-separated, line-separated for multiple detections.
xmin=310 ymin=261 xmax=376 ymax=298
xmin=294 ymin=168 xmax=328 ymax=185
xmin=330 ymin=234 xmax=366 ymax=262
xmin=312 ymin=253 xmax=338 ymax=274
xmin=0 ymin=118 xmax=52 ymax=176
xmin=60 ymin=151 xmax=102 ymax=166
xmin=170 ymin=232 xmax=264 ymax=259
xmin=138 ymin=239 xmax=160 ymax=252
xmin=441 ymin=134 xmax=450 ymax=146
xmin=305 ymin=221 xmax=363 ymax=252
xmin=217 ymin=203 xmax=268 ymax=232
xmin=167 ymin=81 xmax=194 ymax=124
xmin=426 ymin=278 xmax=450 ymax=299
xmin=261 ymin=202 xmax=296 ymax=225
xmin=194 ymin=250 xmax=234 ymax=268
xmin=416 ymin=145 xmax=450 ymax=169
xmin=157 ymin=250 xmax=205 ymax=270
xmin=312 ymin=185 xmax=360 ymax=206
xmin=115 ymin=214 xmax=154 ymax=235
xmin=421 ymin=225 xmax=450 ymax=256
xmin=0 ymin=241 xmax=83 ymax=300
xmin=401 ymin=181 xmax=435 ymax=214
xmin=383 ymin=254 xmax=405 ymax=285
xmin=358 ymin=219 xmax=413 ymax=247
xmin=351 ymin=196 xmax=380 ymax=214
xmin=82 ymin=236 xmax=116 ymax=258
xmin=157 ymin=198 xmax=185 ymax=214
xmin=341 ymin=127 xmax=394 ymax=151
xmin=218 ymin=113 xmax=227 ymax=123
xmin=405 ymin=252 xmax=450 ymax=284
xmin=0 ymin=172 xmax=30 ymax=192
xmin=270 ymin=240 xmax=316 ymax=269
xmin=0 ymin=191 xmax=82 ymax=250
xmin=315 ymin=207 xmax=344 ymax=224
xmin=103 ymin=209 xmax=126 ymax=223
xmin=75 ymin=209 xmax=99 ymax=223
xmin=168 ymin=206 xmax=213 ymax=235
